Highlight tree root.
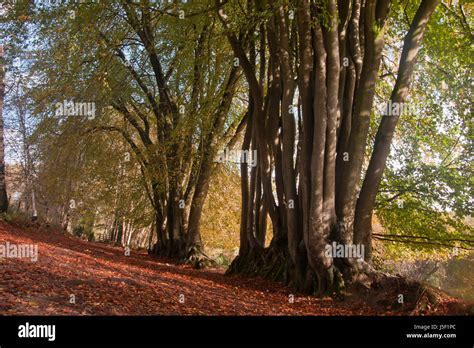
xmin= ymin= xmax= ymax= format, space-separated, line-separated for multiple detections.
xmin=346 ymin=264 xmax=452 ymax=314
xmin=184 ymin=246 xmax=216 ymax=269
xmin=228 ymin=249 xmax=460 ymax=313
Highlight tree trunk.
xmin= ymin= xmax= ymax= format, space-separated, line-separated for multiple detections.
xmin=0 ymin=45 xmax=9 ymax=213
xmin=218 ymin=0 xmax=439 ymax=295
xmin=354 ymin=0 xmax=441 ymax=261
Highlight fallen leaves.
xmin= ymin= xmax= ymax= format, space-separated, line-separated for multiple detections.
xmin=0 ymin=221 xmax=466 ymax=316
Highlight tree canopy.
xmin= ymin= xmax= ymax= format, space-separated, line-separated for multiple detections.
xmin=0 ymin=0 xmax=472 ymax=295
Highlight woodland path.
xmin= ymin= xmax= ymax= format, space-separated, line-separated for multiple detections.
xmin=0 ymin=221 xmax=463 ymax=315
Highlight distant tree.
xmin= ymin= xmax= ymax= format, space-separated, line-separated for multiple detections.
xmin=0 ymin=45 xmax=9 ymax=212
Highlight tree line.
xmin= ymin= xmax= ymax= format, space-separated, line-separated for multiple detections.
xmin=0 ymin=0 xmax=472 ymax=294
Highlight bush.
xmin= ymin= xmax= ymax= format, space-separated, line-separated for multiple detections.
xmin=2 ymin=211 xmax=36 ymax=226
xmin=73 ymin=224 xmax=94 ymax=242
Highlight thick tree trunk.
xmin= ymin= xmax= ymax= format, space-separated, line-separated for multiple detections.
xmin=354 ymin=0 xmax=441 ymax=261
xmin=218 ymin=0 xmax=439 ymax=295
xmin=335 ymin=0 xmax=389 ymax=246
xmin=185 ymin=66 xmax=240 ymax=267
xmin=185 ymin=162 xmax=211 ymax=265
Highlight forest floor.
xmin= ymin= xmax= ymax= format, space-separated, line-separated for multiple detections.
xmin=0 ymin=220 xmax=469 ymax=315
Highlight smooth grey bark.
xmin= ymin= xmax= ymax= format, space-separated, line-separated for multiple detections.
xmin=218 ymin=0 xmax=439 ymax=294
xmin=335 ymin=0 xmax=390 ymax=245
xmin=186 ymin=67 xmax=240 ymax=260
xmin=354 ymin=0 xmax=441 ymax=260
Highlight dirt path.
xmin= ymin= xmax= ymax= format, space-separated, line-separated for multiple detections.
xmin=0 ymin=221 xmax=462 ymax=315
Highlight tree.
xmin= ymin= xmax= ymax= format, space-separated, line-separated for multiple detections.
xmin=10 ymin=1 xmax=245 ymax=265
xmin=371 ymin=0 xmax=473 ymax=257
xmin=5 ymin=77 xmax=38 ymax=220
xmin=217 ymin=0 xmax=441 ymax=294
xmin=2 ymin=0 xmax=470 ymax=298
xmin=0 ymin=45 xmax=9 ymax=212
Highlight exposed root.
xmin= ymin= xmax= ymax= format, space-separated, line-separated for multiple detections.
xmin=227 ymin=248 xmax=467 ymax=314
xmin=226 ymin=246 xmax=289 ymax=282
xmin=345 ymin=265 xmax=456 ymax=314
xmin=185 ymin=246 xmax=216 ymax=269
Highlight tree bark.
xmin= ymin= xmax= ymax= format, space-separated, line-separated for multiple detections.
xmin=218 ymin=0 xmax=439 ymax=294
xmin=354 ymin=0 xmax=441 ymax=261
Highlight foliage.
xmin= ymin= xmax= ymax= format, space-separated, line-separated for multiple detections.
xmin=373 ymin=0 xmax=473 ymax=254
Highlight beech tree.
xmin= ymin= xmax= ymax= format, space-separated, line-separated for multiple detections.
xmin=10 ymin=1 xmax=245 ymax=265
xmin=5 ymin=78 xmax=38 ymax=219
xmin=2 ymin=0 xmax=470 ymax=297
xmin=217 ymin=0 xmax=441 ymax=293
xmin=0 ymin=45 xmax=9 ymax=213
